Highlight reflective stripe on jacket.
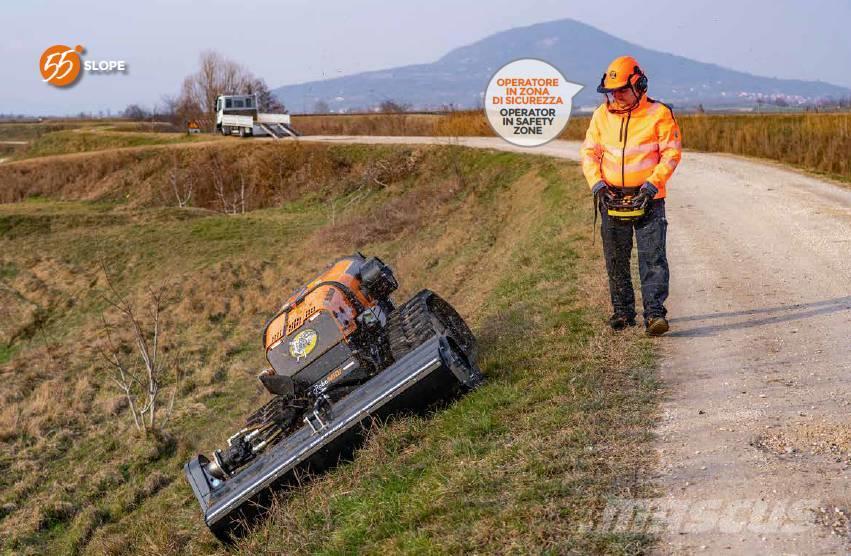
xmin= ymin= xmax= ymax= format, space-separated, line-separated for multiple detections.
xmin=580 ymin=96 xmax=682 ymax=198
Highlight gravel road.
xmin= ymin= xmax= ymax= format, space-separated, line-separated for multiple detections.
xmin=305 ymin=135 xmax=851 ymax=554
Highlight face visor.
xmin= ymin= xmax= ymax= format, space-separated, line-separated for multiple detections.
xmin=603 ymin=85 xmax=642 ymax=114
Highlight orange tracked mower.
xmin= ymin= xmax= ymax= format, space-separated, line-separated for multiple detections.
xmin=184 ymin=254 xmax=482 ymax=541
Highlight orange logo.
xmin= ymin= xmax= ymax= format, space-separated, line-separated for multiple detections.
xmin=40 ymin=44 xmax=84 ymax=87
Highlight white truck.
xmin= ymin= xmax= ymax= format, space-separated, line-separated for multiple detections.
xmin=215 ymin=94 xmax=299 ymax=139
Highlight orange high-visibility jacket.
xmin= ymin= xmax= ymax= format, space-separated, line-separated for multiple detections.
xmin=580 ymin=96 xmax=682 ymax=198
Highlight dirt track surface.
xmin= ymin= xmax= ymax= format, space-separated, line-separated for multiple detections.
xmin=306 ymin=136 xmax=851 ymax=554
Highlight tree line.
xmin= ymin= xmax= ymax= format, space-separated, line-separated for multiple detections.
xmin=121 ymin=50 xmax=286 ymax=129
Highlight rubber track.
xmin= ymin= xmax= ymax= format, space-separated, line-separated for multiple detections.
xmin=386 ymin=290 xmax=439 ymax=361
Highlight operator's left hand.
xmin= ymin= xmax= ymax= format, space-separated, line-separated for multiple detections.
xmin=634 ymin=182 xmax=658 ymax=208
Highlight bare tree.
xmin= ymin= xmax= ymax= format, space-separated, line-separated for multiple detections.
xmin=175 ymin=81 xmax=204 ymax=128
xmin=122 ymin=104 xmax=149 ymax=120
xmin=177 ymin=51 xmax=253 ymax=124
xmin=208 ymin=150 xmax=251 ymax=214
xmin=245 ymin=77 xmax=286 ymax=113
xmin=175 ymin=51 xmax=288 ymax=129
xmin=444 ymin=135 xmax=468 ymax=191
xmin=159 ymin=94 xmax=181 ymax=125
xmin=378 ymin=99 xmax=410 ymax=113
xmin=209 ymin=150 xmax=233 ymax=214
xmin=168 ymin=153 xmax=193 ymax=208
xmin=98 ymin=265 xmax=180 ymax=434
xmin=313 ymin=99 xmax=330 ymax=114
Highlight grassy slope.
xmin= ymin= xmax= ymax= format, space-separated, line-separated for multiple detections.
xmin=232 ymin=156 xmax=659 ymax=555
xmin=0 ymin=142 xmax=659 ymax=555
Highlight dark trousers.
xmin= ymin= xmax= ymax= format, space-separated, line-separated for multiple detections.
xmin=599 ymin=198 xmax=669 ymax=322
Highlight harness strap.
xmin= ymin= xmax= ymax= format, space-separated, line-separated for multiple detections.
xmin=592 ymin=196 xmax=598 ymax=246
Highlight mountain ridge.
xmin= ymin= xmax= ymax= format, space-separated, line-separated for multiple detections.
xmin=273 ymin=18 xmax=851 ymax=112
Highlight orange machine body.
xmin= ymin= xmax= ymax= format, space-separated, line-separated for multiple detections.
xmin=263 ymin=257 xmax=376 ymax=360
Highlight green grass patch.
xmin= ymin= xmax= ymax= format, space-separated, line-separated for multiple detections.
xmin=0 ymin=343 xmax=19 ymax=364
xmin=15 ymin=129 xmax=219 ymax=159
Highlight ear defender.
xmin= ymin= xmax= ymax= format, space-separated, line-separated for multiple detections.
xmin=632 ymin=66 xmax=648 ymax=94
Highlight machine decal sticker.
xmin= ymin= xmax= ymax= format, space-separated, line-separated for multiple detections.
xmin=289 ymin=328 xmax=318 ymax=360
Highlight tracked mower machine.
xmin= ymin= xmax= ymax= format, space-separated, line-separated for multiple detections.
xmin=185 ymin=254 xmax=482 ymax=541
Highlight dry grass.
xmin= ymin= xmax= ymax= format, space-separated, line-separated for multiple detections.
xmin=0 ymin=141 xmax=659 ymax=554
xmin=0 ymin=141 xmax=424 ymax=210
xmin=292 ymin=113 xmax=444 ymax=136
xmin=290 ymin=110 xmax=851 ymax=183
xmin=678 ymin=112 xmax=851 ymax=181
xmin=290 ymin=110 xmax=588 ymax=139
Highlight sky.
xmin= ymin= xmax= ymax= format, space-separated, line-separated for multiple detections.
xmin=4 ymin=0 xmax=850 ymax=115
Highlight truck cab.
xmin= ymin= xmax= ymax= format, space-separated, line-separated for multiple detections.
xmin=215 ymin=94 xmax=259 ymax=136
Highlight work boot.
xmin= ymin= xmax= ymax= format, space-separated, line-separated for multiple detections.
xmin=645 ymin=316 xmax=669 ymax=336
xmin=609 ymin=314 xmax=637 ymax=331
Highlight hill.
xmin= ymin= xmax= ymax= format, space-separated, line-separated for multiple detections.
xmin=273 ymin=18 xmax=851 ymax=112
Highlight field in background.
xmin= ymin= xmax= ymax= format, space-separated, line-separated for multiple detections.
xmin=6 ymin=110 xmax=849 ymax=183
xmin=17 ymin=130 xmax=219 ymax=159
xmin=292 ymin=113 xmax=445 ymax=137
xmin=679 ymin=113 xmax=851 ymax=182
xmin=0 ymin=121 xmax=212 ymax=162
xmin=292 ymin=110 xmax=851 ymax=183
xmin=0 ymin=140 xmax=658 ymax=554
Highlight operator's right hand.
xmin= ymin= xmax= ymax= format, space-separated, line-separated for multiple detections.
xmin=592 ymin=180 xmax=614 ymax=204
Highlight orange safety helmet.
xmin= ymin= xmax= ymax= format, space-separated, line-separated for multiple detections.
xmin=597 ymin=56 xmax=648 ymax=93
xmin=597 ymin=55 xmax=648 ymax=113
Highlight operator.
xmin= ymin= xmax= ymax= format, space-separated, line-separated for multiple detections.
xmin=580 ymin=56 xmax=682 ymax=336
